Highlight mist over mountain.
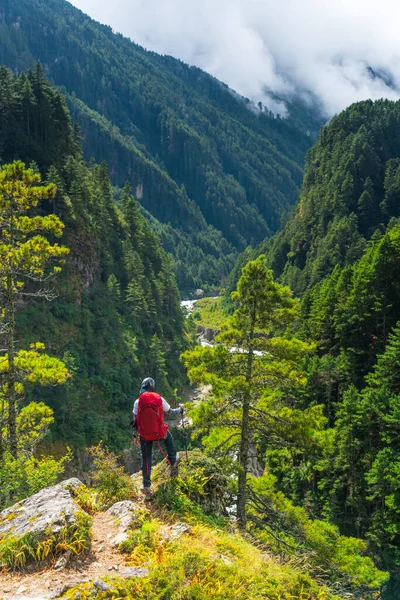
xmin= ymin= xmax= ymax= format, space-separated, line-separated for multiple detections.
xmin=70 ymin=0 xmax=400 ymax=117
xmin=0 ymin=0 xmax=318 ymax=289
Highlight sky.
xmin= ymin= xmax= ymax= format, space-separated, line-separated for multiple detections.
xmin=70 ymin=0 xmax=400 ymax=116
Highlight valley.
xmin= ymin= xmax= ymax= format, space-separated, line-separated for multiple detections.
xmin=0 ymin=1 xmax=399 ymax=598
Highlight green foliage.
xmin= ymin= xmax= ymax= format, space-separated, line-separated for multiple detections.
xmin=0 ymin=0 xmax=316 ymax=287
xmin=0 ymin=389 xmax=70 ymax=509
xmin=153 ymin=451 xmax=227 ymax=521
xmin=183 ymin=257 xmax=313 ymax=524
xmin=88 ymin=444 xmax=137 ymax=509
xmin=119 ymin=518 xmax=162 ymax=565
xmin=0 ymin=68 xmax=188 ymax=450
xmin=222 ymin=102 xmax=400 ymax=588
xmin=184 ymin=254 xmax=388 ymax=594
xmin=60 ymin=518 xmax=341 ymax=600
xmin=0 ymin=509 xmax=91 ymax=570
xmin=0 ymin=450 xmax=70 ymax=509
xmin=262 ymin=100 xmax=400 ymax=295
xmin=192 ymin=297 xmax=226 ymax=329
xmin=217 ymin=101 xmax=400 ymax=600
xmin=249 ymin=473 xmax=388 ymax=599
xmin=0 ymin=64 xmax=76 ymax=172
xmin=0 ymin=160 xmax=70 ymax=457
xmin=317 ymin=326 xmax=400 ymax=568
xmin=69 ymin=484 xmax=99 ymax=515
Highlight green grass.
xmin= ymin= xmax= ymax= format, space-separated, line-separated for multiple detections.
xmin=60 ymin=517 xmax=342 ymax=600
xmin=0 ymin=510 xmax=92 ymax=571
xmin=192 ymin=297 xmax=227 ymax=329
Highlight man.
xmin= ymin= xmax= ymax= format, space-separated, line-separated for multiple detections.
xmin=132 ymin=377 xmax=184 ymax=496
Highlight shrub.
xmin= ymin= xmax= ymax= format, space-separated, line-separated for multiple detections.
xmin=0 ymin=450 xmax=71 ymax=510
xmin=88 ymin=444 xmax=137 ymax=509
xmin=248 ymin=473 xmax=389 ymax=598
xmin=69 ymin=484 xmax=99 ymax=515
xmin=153 ymin=451 xmax=227 ymax=520
xmin=59 ymin=521 xmax=340 ymax=600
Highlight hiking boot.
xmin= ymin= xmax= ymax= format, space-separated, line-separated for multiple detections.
xmin=141 ymin=486 xmax=153 ymax=500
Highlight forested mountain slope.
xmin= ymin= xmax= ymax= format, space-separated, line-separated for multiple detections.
xmin=231 ymin=100 xmax=400 ymax=595
xmin=0 ymin=66 xmax=187 ymax=450
xmin=262 ymin=99 xmax=400 ymax=294
xmin=220 ymin=101 xmax=400 ymax=595
xmin=0 ymin=0 xmax=316 ymax=287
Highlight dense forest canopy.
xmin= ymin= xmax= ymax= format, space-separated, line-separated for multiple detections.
xmin=221 ymin=99 xmax=400 ymax=597
xmin=0 ymin=0 xmax=319 ymax=288
xmin=0 ymin=65 xmax=187 ymax=451
xmin=261 ymin=99 xmax=400 ymax=294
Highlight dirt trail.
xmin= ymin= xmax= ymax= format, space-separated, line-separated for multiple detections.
xmin=0 ymin=512 xmax=127 ymax=600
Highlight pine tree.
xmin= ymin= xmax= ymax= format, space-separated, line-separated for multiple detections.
xmin=0 ymin=161 xmax=69 ymax=457
xmin=183 ymin=256 xmax=312 ymax=527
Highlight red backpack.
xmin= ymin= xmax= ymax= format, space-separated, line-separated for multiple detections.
xmin=136 ymin=392 xmax=168 ymax=441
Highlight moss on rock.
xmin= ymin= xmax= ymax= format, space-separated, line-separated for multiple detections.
xmin=152 ymin=451 xmax=227 ymax=518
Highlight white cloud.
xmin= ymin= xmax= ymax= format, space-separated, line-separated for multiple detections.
xmin=70 ymin=0 xmax=400 ymax=115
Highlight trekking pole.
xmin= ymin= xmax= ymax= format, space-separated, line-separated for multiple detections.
xmin=181 ymin=409 xmax=189 ymax=461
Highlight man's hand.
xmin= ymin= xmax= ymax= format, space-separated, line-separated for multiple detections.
xmin=179 ymin=403 xmax=184 ymax=413
xmin=133 ymin=436 xmax=140 ymax=447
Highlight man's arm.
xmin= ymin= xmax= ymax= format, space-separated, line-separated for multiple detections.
xmin=162 ymin=397 xmax=184 ymax=416
xmin=131 ymin=399 xmax=140 ymax=446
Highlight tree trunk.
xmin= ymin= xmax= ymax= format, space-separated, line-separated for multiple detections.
xmin=6 ymin=272 xmax=17 ymax=458
xmin=237 ymin=315 xmax=255 ymax=529
xmin=237 ymin=385 xmax=251 ymax=528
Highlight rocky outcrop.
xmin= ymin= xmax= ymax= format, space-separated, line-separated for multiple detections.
xmin=106 ymin=500 xmax=138 ymax=532
xmin=0 ymin=479 xmax=92 ymax=572
xmin=154 ymin=451 xmax=227 ymax=517
xmin=0 ymin=480 xmax=84 ymax=540
xmin=106 ymin=500 xmax=140 ymax=546
xmin=198 ymin=324 xmax=219 ymax=344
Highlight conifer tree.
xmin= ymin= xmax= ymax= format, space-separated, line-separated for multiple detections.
xmin=183 ymin=256 xmax=312 ymax=527
xmin=0 ymin=161 xmax=69 ymax=457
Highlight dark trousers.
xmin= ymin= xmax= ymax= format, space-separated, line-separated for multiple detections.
xmin=140 ymin=430 xmax=177 ymax=488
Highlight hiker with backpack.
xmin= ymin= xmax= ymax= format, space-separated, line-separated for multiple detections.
xmin=132 ymin=377 xmax=184 ymax=496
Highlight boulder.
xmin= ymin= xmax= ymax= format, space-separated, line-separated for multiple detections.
xmin=94 ymin=579 xmax=111 ymax=592
xmin=160 ymin=522 xmax=191 ymax=541
xmin=0 ymin=480 xmax=85 ymax=540
xmin=106 ymin=500 xmax=138 ymax=532
xmin=49 ymin=580 xmax=89 ymax=599
xmin=154 ymin=451 xmax=227 ymax=517
xmin=59 ymin=478 xmax=85 ymax=492
xmin=120 ymin=566 xmax=150 ymax=578
xmin=110 ymin=531 xmax=129 ymax=547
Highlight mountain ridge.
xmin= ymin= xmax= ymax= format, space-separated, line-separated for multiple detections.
xmin=0 ymin=0 xmax=317 ymax=287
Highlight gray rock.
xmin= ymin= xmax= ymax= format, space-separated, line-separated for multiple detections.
xmin=106 ymin=500 xmax=138 ymax=531
xmin=49 ymin=580 xmax=87 ymax=599
xmin=94 ymin=579 xmax=111 ymax=592
xmin=0 ymin=483 xmax=83 ymax=558
xmin=54 ymin=550 xmax=71 ymax=570
xmin=16 ymin=585 xmax=28 ymax=594
xmin=59 ymin=478 xmax=84 ymax=492
xmin=110 ymin=531 xmax=128 ymax=547
xmin=120 ymin=566 xmax=150 ymax=578
xmin=160 ymin=523 xmax=191 ymax=541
